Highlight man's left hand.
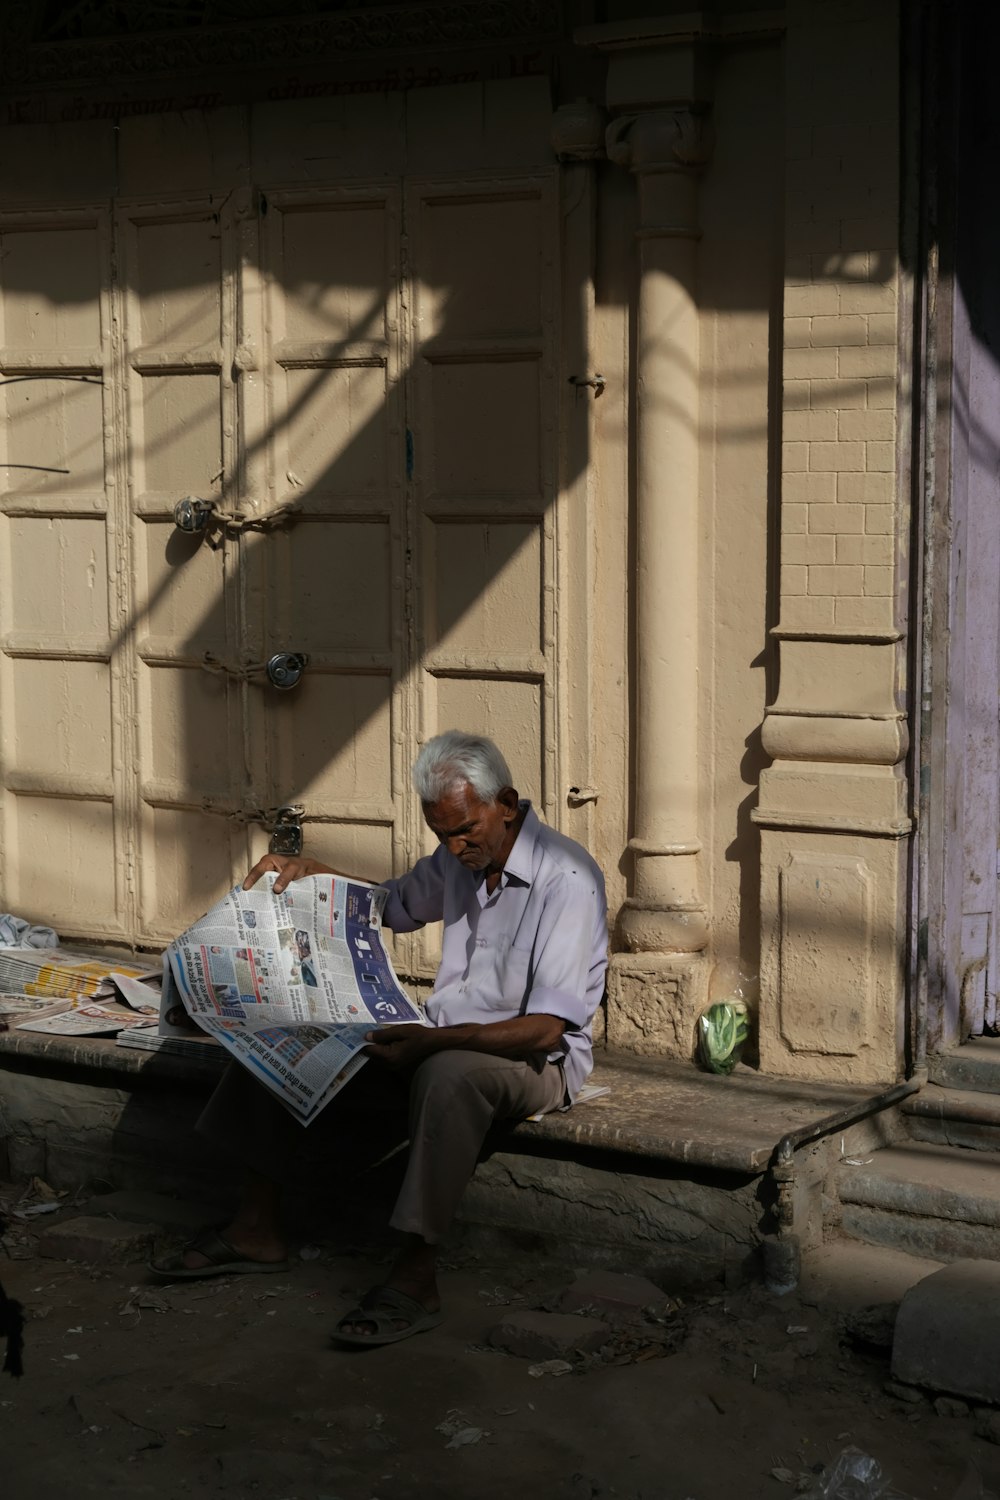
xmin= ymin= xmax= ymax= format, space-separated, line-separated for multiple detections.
xmin=363 ymin=1024 xmax=438 ymax=1071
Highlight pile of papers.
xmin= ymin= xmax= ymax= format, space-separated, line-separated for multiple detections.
xmin=0 ymin=947 xmax=157 ymax=1003
xmin=0 ymin=950 xmax=163 ymax=1038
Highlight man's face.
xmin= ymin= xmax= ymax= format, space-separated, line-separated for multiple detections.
xmin=422 ymin=781 xmax=519 ymax=873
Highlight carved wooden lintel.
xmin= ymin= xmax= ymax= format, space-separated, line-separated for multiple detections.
xmin=1 ymin=1 xmax=563 ymax=87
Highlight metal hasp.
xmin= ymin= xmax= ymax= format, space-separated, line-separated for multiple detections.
xmin=269 ymin=805 xmax=304 ymax=856
xmin=173 ymin=496 xmax=215 ymax=533
xmin=568 ymin=372 xmax=606 ymax=397
xmin=265 ymin=652 xmax=308 ymax=690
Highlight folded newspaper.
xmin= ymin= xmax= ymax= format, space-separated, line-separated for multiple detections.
xmin=157 ymin=873 xmax=424 ymax=1123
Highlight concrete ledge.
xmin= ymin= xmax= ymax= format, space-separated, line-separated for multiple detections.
xmin=0 ymin=1028 xmax=225 ymax=1084
xmin=0 ymin=1032 xmax=892 ymax=1282
xmin=520 ymin=1053 xmax=880 ymax=1173
xmin=1 ymin=1030 xmax=881 ymax=1176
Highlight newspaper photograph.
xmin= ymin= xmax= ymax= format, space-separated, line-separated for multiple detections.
xmin=163 ymin=872 xmax=424 ymax=1123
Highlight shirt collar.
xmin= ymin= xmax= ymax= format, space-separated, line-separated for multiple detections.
xmin=494 ymin=800 xmax=538 ymax=888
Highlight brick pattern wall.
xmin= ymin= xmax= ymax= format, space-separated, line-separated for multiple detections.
xmin=780 ymin=0 xmax=899 ymax=634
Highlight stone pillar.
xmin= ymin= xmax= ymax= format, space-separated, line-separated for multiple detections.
xmin=575 ymin=22 xmax=718 ymax=1057
xmin=607 ymin=107 xmax=712 ymax=958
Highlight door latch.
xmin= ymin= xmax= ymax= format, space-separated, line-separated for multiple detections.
xmin=266 ymin=652 xmax=308 ymax=690
xmin=568 ymin=373 xmax=606 ymax=398
xmin=269 ymin=804 xmax=304 ymax=856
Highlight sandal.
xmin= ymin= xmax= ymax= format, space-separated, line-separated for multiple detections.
xmin=331 ymin=1285 xmax=444 ymax=1347
xmin=149 ymin=1228 xmax=290 ymax=1281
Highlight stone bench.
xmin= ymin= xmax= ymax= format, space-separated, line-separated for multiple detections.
xmin=0 ymin=1029 xmax=883 ymax=1285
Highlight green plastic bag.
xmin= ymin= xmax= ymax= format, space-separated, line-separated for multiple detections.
xmin=697 ymin=999 xmax=750 ymax=1075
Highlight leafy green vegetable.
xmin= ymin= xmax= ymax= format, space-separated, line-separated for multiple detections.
xmin=698 ymin=1000 xmax=750 ymax=1075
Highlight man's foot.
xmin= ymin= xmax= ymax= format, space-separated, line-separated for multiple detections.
xmin=335 ymin=1236 xmax=440 ymax=1340
xmin=149 ymin=1226 xmax=290 ymax=1280
xmin=181 ymin=1223 xmax=288 ymax=1271
xmin=332 ymin=1285 xmax=444 ymax=1346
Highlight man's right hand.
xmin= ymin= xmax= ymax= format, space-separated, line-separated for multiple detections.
xmin=242 ymin=854 xmax=334 ymax=893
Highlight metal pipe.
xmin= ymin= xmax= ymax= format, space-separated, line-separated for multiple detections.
xmin=764 ymin=1077 xmax=923 ymax=1295
xmin=773 ymin=1078 xmax=922 ymax=1169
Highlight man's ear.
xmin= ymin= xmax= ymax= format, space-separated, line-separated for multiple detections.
xmin=498 ymin=786 xmax=520 ymax=821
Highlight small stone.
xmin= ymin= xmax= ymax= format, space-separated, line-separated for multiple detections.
xmin=974 ymin=1410 xmax=1000 ymax=1445
xmin=843 ymin=1302 xmax=898 ymax=1350
xmin=528 ymin=1359 xmax=574 ymax=1378
xmin=884 ymin=1380 xmax=924 ymax=1404
xmin=489 ymin=1310 xmax=609 ymax=1360
xmin=558 ymin=1271 xmax=669 ymax=1322
xmin=38 ymin=1216 xmax=154 ymax=1265
xmin=80 ymin=1190 xmax=210 ymax=1233
xmin=933 ymin=1396 xmax=970 ymax=1419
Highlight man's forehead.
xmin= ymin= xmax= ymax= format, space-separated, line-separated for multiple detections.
xmin=422 ymin=782 xmax=491 ymax=824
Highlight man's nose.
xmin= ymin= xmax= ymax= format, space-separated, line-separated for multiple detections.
xmin=446 ymin=835 xmax=467 ymax=857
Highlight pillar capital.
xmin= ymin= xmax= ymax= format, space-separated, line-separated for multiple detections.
xmin=606 ymin=107 xmax=714 ymax=176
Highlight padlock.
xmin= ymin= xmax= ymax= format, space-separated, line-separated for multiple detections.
xmin=265 ymin=652 xmax=308 ymax=690
xmin=173 ymin=496 xmax=214 ymax=533
xmin=269 ymin=805 xmax=304 ymax=856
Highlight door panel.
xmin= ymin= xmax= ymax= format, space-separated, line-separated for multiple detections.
xmin=254 ymin=186 xmax=406 ymax=906
xmin=0 ymin=212 xmax=119 ymax=939
xmin=410 ymin=179 xmax=556 ymax=809
xmin=121 ymin=200 xmax=242 ymax=939
xmin=409 ymin=178 xmax=558 ymax=976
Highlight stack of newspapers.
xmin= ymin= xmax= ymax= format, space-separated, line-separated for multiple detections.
xmin=0 ymin=946 xmax=156 ymax=1003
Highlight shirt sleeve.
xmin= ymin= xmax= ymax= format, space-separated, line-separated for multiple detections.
xmin=522 ymin=867 xmax=608 ymax=1031
xmin=378 ymin=846 xmax=448 ymax=933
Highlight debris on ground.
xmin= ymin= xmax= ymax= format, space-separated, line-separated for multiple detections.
xmin=435 ymin=1408 xmax=489 ymax=1448
xmin=527 ymin=1358 xmax=574 ymax=1378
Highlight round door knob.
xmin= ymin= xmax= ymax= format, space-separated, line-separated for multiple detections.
xmin=266 ymin=652 xmax=308 ymax=690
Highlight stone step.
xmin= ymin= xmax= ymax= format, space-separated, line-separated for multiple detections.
xmin=903 ymin=1082 xmax=1000 ymax=1151
xmin=927 ymin=1036 xmax=1000 ymax=1095
xmin=836 ymin=1140 xmax=1000 ymax=1262
xmin=799 ymin=1238 xmax=943 ymax=1313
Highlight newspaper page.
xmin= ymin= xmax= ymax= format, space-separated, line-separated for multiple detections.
xmin=163 ymin=872 xmax=424 ymax=1123
xmin=16 ymin=1001 xmax=160 ymax=1038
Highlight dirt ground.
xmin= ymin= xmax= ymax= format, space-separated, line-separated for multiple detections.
xmin=2 ymin=1199 xmax=1000 ymax=1500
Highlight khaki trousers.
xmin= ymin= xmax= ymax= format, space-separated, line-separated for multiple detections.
xmin=197 ymin=1049 xmax=566 ymax=1245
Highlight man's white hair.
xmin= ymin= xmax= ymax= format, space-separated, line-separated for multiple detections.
xmin=412 ymin=730 xmax=513 ymax=805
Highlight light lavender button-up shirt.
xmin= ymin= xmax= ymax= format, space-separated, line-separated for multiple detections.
xmin=379 ymin=803 xmax=608 ymax=1102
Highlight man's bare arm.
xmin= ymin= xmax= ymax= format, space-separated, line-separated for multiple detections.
xmin=363 ymin=1014 xmax=566 ymax=1071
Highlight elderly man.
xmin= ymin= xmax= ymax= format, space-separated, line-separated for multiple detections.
xmin=154 ymin=730 xmax=607 ymax=1346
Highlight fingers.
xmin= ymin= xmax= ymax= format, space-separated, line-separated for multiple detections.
xmin=243 ymin=854 xmax=280 ymax=890
xmin=242 ymin=854 xmax=311 ymax=893
xmin=362 ymin=1041 xmax=402 ymax=1067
